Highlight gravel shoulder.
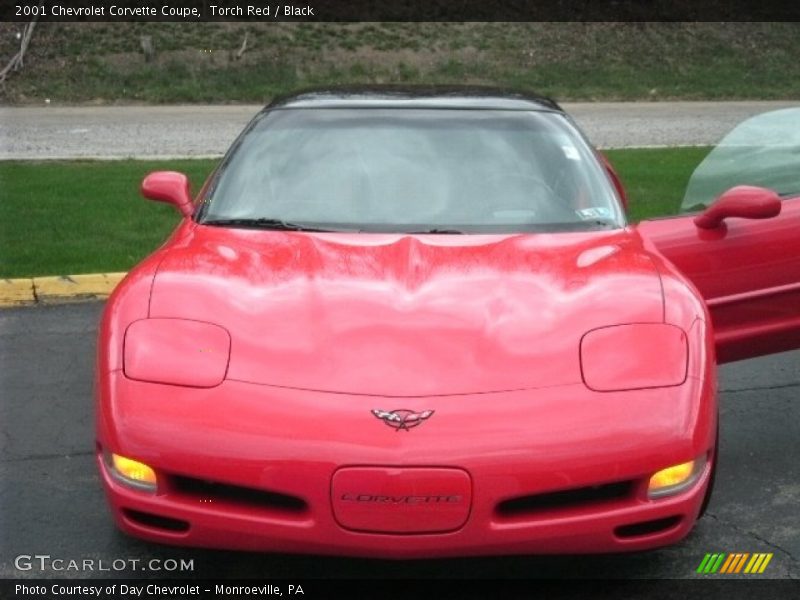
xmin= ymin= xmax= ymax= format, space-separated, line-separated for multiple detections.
xmin=1 ymin=101 xmax=798 ymax=160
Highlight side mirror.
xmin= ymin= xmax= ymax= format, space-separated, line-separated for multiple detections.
xmin=141 ymin=171 xmax=193 ymax=217
xmin=694 ymin=185 xmax=781 ymax=230
xmin=598 ymin=152 xmax=628 ymax=212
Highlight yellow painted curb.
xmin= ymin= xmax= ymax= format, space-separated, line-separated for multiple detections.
xmin=0 ymin=278 xmax=36 ymax=306
xmin=33 ymin=272 xmax=128 ymax=303
xmin=0 ymin=272 xmax=128 ymax=306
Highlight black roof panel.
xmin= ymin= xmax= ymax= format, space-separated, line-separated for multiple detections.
xmin=265 ymin=85 xmax=563 ymax=112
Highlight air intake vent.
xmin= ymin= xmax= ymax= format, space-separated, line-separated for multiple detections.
xmin=496 ymin=481 xmax=633 ymax=517
xmin=615 ymin=515 xmax=682 ymax=538
xmin=123 ymin=509 xmax=189 ymax=533
xmin=170 ymin=475 xmax=307 ymax=513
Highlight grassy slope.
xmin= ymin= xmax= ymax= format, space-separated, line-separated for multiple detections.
xmin=1 ymin=22 xmax=799 ymax=103
xmin=0 ymin=147 xmax=709 ymax=278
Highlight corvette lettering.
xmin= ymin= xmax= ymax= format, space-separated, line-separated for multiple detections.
xmin=341 ymin=494 xmax=461 ymax=504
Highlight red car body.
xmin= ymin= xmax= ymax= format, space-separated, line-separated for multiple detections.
xmin=95 ymin=89 xmax=800 ymax=558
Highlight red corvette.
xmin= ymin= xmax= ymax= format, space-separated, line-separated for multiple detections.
xmin=96 ymin=89 xmax=800 ymax=558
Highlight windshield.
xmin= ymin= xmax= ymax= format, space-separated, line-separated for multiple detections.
xmin=682 ymin=107 xmax=800 ymax=212
xmin=201 ymin=108 xmax=624 ymax=233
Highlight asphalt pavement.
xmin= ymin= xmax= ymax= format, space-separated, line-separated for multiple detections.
xmin=1 ymin=101 xmax=798 ymax=160
xmin=0 ymin=302 xmax=797 ymax=580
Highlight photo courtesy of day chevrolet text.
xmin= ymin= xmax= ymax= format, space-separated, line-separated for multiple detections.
xmin=14 ymin=583 xmax=303 ymax=597
xmin=15 ymin=584 xmax=202 ymax=598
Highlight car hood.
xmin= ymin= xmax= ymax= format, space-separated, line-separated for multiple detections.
xmin=149 ymin=225 xmax=664 ymax=396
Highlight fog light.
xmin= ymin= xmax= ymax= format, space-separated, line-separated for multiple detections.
xmin=648 ymin=457 xmax=705 ymax=498
xmin=107 ymin=452 xmax=157 ymax=491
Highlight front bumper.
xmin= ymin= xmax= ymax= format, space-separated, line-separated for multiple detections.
xmin=97 ymin=373 xmax=716 ymax=558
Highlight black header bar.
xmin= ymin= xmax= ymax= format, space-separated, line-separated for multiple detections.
xmin=3 ymin=0 xmax=800 ymax=22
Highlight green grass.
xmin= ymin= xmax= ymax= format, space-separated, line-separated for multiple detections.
xmin=0 ymin=160 xmax=217 ymax=278
xmin=604 ymin=146 xmax=712 ymax=222
xmin=2 ymin=22 xmax=799 ymax=103
xmin=0 ymin=147 xmax=710 ymax=278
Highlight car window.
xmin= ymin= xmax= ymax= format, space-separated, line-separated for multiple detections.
xmin=681 ymin=107 xmax=800 ymax=213
xmin=202 ymin=108 xmax=624 ymax=233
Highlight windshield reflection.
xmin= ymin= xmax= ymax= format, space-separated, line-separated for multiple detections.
xmin=202 ymin=108 xmax=624 ymax=233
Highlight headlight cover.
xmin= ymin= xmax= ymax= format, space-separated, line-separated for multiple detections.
xmin=104 ymin=451 xmax=157 ymax=492
xmin=580 ymin=323 xmax=688 ymax=392
xmin=123 ymin=318 xmax=231 ymax=387
xmin=648 ymin=455 xmax=707 ymax=498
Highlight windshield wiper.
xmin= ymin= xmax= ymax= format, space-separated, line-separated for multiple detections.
xmin=202 ymin=218 xmax=339 ymax=232
xmin=587 ymin=219 xmax=616 ymax=229
xmin=403 ymin=228 xmax=465 ymax=234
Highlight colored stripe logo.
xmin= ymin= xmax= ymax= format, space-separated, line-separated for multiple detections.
xmin=697 ymin=553 xmax=773 ymax=574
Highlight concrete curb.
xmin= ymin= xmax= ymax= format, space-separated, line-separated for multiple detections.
xmin=0 ymin=273 xmax=127 ymax=307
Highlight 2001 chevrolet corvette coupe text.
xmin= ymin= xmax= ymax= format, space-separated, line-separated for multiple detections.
xmin=96 ymin=88 xmax=800 ymax=558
